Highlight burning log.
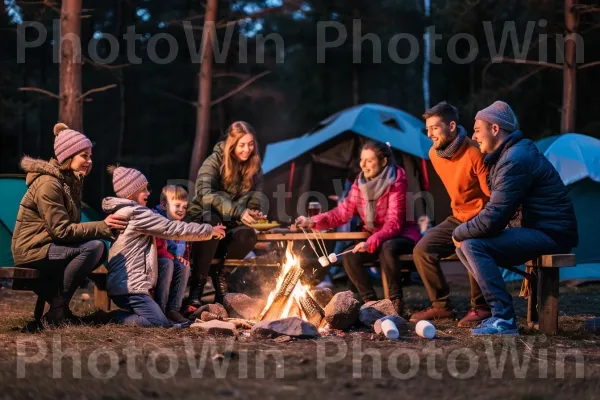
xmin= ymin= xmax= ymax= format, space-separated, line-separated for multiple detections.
xmin=259 ymin=253 xmax=304 ymax=321
xmin=298 ymin=290 xmax=325 ymax=327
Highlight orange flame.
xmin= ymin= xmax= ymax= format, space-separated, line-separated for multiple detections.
xmin=259 ymin=243 xmax=310 ymax=321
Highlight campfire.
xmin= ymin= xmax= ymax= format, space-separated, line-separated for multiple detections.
xmin=258 ymin=241 xmax=325 ymax=327
xmin=191 ymin=240 xmax=407 ymax=341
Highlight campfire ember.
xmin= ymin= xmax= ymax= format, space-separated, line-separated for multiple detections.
xmin=258 ymin=241 xmax=325 ymax=326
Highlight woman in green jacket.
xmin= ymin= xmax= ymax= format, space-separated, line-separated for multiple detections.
xmin=185 ymin=121 xmax=266 ymax=307
xmin=11 ymin=123 xmax=128 ymax=325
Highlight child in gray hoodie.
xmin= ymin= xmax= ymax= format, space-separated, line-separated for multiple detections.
xmin=102 ymin=165 xmax=226 ymax=327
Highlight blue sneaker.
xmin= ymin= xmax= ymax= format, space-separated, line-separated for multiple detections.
xmin=471 ymin=317 xmax=519 ymax=336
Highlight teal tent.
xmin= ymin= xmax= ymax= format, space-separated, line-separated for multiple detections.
xmin=503 ymin=134 xmax=600 ymax=282
xmin=0 ymin=175 xmax=103 ymax=267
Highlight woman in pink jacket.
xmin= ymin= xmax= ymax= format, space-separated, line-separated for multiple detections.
xmin=296 ymin=141 xmax=421 ymax=314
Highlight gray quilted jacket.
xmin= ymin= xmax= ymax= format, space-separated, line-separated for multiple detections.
xmin=102 ymin=197 xmax=214 ymax=297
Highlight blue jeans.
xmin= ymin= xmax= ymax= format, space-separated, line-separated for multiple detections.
xmin=155 ymin=258 xmax=190 ymax=313
xmin=456 ymin=228 xmax=569 ymax=320
xmin=111 ymin=294 xmax=171 ymax=328
xmin=26 ymin=240 xmax=106 ymax=302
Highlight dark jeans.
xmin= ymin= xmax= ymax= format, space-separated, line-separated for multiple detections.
xmin=189 ymin=212 xmax=257 ymax=284
xmin=25 ymin=240 xmax=105 ymax=303
xmin=455 ymin=228 xmax=570 ymax=320
xmin=111 ymin=294 xmax=171 ymax=328
xmin=412 ymin=216 xmax=486 ymax=310
xmin=342 ymin=237 xmax=415 ymax=301
xmin=155 ymin=258 xmax=190 ymax=313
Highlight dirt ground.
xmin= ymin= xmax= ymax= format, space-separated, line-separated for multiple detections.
xmin=1 ymin=278 xmax=600 ymax=400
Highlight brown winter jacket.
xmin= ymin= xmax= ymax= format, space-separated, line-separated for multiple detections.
xmin=11 ymin=157 xmax=114 ymax=266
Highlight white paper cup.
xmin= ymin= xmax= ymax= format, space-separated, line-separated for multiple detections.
xmin=381 ymin=319 xmax=400 ymax=339
xmin=415 ymin=320 xmax=436 ymax=339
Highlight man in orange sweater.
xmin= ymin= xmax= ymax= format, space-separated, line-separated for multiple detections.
xmin=411 ymin=102 xmax=491 ymax=327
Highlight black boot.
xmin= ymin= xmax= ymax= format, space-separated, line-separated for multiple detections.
xmin=43 ymin=295 xmax=69 ymax=326
xmin=210 ymin=264 xmax=228 ymax=304
xmin=182 ymin=278 xmax=206 ymax=316
xmin=392 ymin=298 xmax=406 ymax=317
xmin=63 ymin=306 xmax=84 ymax=325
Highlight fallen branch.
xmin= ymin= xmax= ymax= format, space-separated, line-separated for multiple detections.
xmin=19 ymin=87 xmax=60 ymax=99
xmin=79 ymin=84 xmax=117 ymax=100
xmin=211 ymin=70 xmax=271 ymax=106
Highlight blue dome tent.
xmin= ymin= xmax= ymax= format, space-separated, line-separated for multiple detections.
xmin=261 ymin=103 xmax=452 ymax=224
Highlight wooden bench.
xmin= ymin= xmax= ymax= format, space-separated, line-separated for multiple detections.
xmin=0 ymin=267 xmax=47 ymax=321
xmin=389 ymin=253 xmax=576 ymax=336
xmin=1 ymin=252 xmax=576 ymax=336
xmin=524 ymin=254 xmax=576 ymax=336
xmin=0 ymin=266 xmax=115 ymax=321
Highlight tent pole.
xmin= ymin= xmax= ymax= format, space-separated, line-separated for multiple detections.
xmin=287 ymin=161 xmax=296 ymax=221
xmin=421 ymin=159 xmax=430 ymax=191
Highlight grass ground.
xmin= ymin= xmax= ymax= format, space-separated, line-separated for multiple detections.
xmin=1 ymin=279 xmax=600 ymax=400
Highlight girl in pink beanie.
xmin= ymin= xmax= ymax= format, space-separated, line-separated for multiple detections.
xmin=102 ymin=165 xmax=226 ymax=327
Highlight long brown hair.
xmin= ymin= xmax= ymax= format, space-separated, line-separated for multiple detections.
xmin=222 ymin=121 xmax=261 ymax=193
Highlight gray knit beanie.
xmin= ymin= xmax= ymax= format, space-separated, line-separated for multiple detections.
xmin=475 ymin=101 xmax=519 ymax=132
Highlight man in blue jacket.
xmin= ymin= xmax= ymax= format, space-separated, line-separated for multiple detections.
xmin=452 ymin=101 xmax=578 ymax=336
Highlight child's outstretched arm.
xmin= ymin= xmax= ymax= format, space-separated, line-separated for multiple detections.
xmin=129 ymin=207 xmax=218 ymax=241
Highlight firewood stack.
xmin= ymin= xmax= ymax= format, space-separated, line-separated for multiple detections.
xmin=259 ymin=263 xmax=304 ymax=322
xmin=298 ymin=290 xmax=325 ymax=327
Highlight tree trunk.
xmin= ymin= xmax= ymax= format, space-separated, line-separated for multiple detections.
xmin=188 ymin=0 xmax=218 ymax=183
xmin=115 ymin=0 xmax=134 ymax=160
xmin=59 ymin=0 xmax=83 ymax=131
xmin=561 ymin=0 xmax=577 ymax=133
xmin=352 ymin=7 xmax=360 ymax=106
xmin=422 ymin=0 xmax=431 ymax=111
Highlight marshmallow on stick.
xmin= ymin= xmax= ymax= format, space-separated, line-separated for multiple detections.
xmin=318 ymin=256 xmax=330 ymax=267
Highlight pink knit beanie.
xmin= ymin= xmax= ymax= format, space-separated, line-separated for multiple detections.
xmin=53 ymin=123 xmax=93 ymax=163
xmin=107 ymin=165 xmax=149 ymax=199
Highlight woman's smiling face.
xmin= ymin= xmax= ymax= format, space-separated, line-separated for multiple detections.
xmin=360 ymin=148 xmax=385 ymax=179
xmin=70 ymin=148 xmax=93 ymax=175
xmin=234 ymin=133 xmax=255 ymax=162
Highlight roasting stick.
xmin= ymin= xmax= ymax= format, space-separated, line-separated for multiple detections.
xmin=335 ymin=248 xmax=354 ymax=257
xmin=299 ymin=227 xmax=321 ymax=258
xmin=316 ymin=229 xmax=329 ymax=258
xmin=311 ymin=228 xmax=328 ymax=258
